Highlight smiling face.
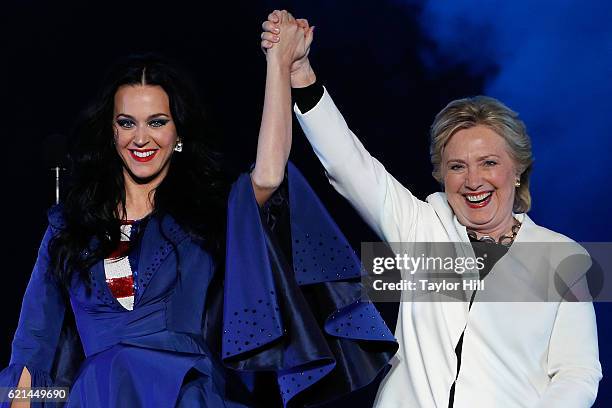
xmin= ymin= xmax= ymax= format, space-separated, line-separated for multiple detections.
xmin=113 ymin=84 xmax=178 ymax=184
xmin=443 ymin=125 xmax=519 ymax=237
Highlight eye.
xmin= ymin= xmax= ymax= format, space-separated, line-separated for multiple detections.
xmin=484 ymin=160 xmax=498 ymax=167
xmin=149 ymin=119 xmax=170 ymax=128
xmin=116 ymin=118 xmax=135 ymax=129
xmin=449 ymin=164 xmax=465 ymax=171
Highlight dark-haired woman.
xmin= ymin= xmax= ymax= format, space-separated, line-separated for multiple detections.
xmin=0 ymin=11 xmax=396 ymax=408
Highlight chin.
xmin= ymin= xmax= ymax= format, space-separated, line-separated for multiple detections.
xmin=465 ymin=215 xmax=496 ymax=228
xmin=133 ymin=173 xmax=156 ymax=181
xmin=125 ymin=166 xmax=162 ymax=182
xmin=454 ymin=207 xmax=495 ymax=228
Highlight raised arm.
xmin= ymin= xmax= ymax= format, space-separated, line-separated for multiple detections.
xmin=261 ymin=17 xmax=425 ymax=242
xmin=250 ymin=10 xmax=313 ymax=206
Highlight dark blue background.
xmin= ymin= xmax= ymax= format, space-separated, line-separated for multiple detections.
xmin=2 ymin=0 xmax=609 ymax=406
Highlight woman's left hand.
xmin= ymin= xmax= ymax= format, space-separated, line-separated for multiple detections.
xmin=263 ymin=10 xmax=313 ymax=70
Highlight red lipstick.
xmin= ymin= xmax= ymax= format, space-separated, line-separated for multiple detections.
xmin=129 ymin=149 xmax=158 ymax=163
xmin=464 ymin=192 xmax=493 ymax=209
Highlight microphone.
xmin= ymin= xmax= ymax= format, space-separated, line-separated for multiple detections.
xmin=42 ymin=134 xmax=68 ymax=204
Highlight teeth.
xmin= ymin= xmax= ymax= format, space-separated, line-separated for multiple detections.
xmin=465 ymin=192 xmax=492 ymax=202
xmin=133 ymin=150 xmax=155 ymax=158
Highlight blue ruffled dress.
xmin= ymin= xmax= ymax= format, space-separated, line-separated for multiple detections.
xmin=0 ymin=164 xmax=397 ymax=407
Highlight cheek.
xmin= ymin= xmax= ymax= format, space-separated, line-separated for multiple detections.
xmin=115 ymin=132 xmax=132 ymax=149
xmin=157 ymin=129 xmax=178 ymax=147
xmin=490 ymin=170 xmax=517 ymax=210
xmin=491 ymin=169 xmax=516 ymax=192
xmin=443 ymin=173 xmax=463 ymax=193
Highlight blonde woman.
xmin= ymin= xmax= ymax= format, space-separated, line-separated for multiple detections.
xmin=262 ymin=12 xmax=601 ymax=408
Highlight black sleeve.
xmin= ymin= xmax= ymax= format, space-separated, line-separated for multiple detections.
xmin=292 ymin=82 xmax=325 ymax=114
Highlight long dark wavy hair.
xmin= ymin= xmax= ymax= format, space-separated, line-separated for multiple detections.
xmin=49 ymin=54 xmax=228 ymax=287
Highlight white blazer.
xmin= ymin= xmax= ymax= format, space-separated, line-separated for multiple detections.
xmin=294 ymin=87 xmax=601 ymax=408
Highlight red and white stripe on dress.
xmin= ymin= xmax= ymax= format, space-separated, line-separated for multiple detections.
xmin=104 ymin=222 xmax=135 ymax=310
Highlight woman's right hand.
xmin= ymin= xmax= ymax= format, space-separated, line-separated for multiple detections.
xmin=261 ymin=10 xmax=316 ymax=88
xmin=10 ymin=366 xmax=31 ymax=408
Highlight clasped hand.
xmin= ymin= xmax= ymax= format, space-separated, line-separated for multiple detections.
xmin=261 ymin=10 xmax=314 ymax=74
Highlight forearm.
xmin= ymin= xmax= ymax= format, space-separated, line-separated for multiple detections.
xmin=536 ymin=301 xmax=602 ymax=407
xmin=251 ymin=60 xmax=292 ymax=205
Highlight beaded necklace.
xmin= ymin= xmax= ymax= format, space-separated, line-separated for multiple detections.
xmin=466 ymin=218 xmax=522 ymax=247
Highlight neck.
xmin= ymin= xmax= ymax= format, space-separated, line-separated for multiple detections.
xmin=469 ymin=214 xmax=517 ymax=241
xmin=121 ymin=169 xmax=166 ymax=220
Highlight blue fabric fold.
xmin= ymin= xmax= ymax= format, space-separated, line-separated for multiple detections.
xmin=223 ymin=163 xmax=397 ymax=407
xmin=325 ymin=301 xmax=394 ymax=341
xmin=287 ymin=164 xmax=363 ymax=286
xmin=223 ymin=172 xmax=285 ymax=360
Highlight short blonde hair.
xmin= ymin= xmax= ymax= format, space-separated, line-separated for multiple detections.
xmin=430 ymin=96 xmax=533 ymax=213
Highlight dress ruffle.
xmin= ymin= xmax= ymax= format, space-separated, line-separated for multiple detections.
xmin=223 ymin=163 xmax=397 ymax=407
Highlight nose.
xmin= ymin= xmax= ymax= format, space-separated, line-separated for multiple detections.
xmin=132 ymin=126 xmax=150 ymax=147
xmin=465 ymin=167 xmax=484 ymax=191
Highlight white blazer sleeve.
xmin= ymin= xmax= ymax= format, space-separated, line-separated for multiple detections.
xmin=294 ymin=87 xmax=424 ymax=242
xmin=536 ymin=299 xmax=602 ymax=408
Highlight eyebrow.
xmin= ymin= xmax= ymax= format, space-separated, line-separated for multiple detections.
xmin=446 ymin=154 xmax=501 ymax=164
xmin=115 ymin=113 xmax=171 ymax=120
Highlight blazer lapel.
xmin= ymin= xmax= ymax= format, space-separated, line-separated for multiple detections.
xmin=426 ymin=192 xmax=473 ymax=350
xmin=133 ymin=214 xmax=190 ymax=305
xmin=83 ymin=215 xmax=191 ymax=309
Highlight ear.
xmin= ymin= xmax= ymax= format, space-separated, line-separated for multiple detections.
xmin=516 ymin=169 xmax=523 ymax=180
xmin=514 ymin=173 xmax=522 ymax=188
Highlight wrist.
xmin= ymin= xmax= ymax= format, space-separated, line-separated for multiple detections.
xmin=266 ymin=56 xmax=292 ymax=76
xmin=291 ymin=62 xmax=316 ymax=88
